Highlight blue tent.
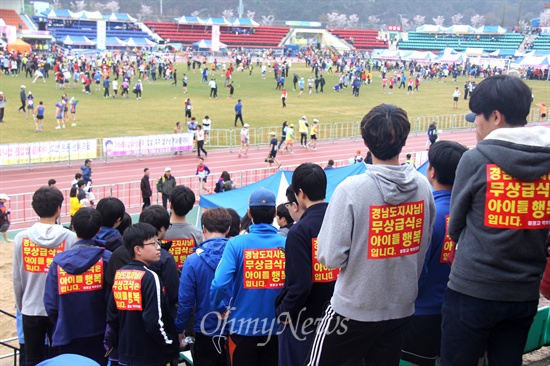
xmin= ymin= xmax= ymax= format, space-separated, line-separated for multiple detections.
xmin=105 ymin=13 xmax=137 ymax=22
xmin=174 ymin=16 xmax=204 ymax=25
xmin=42 ymin=9 xmax=74 ymax=19
xmin=230 ymin=18 xmax=260 ymax=27
xmin=199 ymin=164 xmax=367 ymax=217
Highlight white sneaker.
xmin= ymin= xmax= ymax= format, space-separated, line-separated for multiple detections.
xmin=62 ymin=125 xmax=65 ymax=128
xmin=55 ymin=126 xmax=61 ymax=129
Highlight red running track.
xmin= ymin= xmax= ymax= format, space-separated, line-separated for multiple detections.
xmin=0 ymin=129 xmax=479 ymax=229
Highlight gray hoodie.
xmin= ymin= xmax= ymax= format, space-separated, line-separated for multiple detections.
xmin=13 ymin=223 xmax=76 ymax=316
xmin=448 ymin=126 xmax=550 ymax=302
xmin=318 ymin=163 xmax=435 ymax=322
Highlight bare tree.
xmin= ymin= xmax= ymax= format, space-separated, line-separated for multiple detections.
xmin=51 ymin=0 xmax=62 ymax=9
xmin=222 ymin=9 xmax=234 ymax=20
xmin=70 ymin=0 xmax=87 ymax=12
xmin=103 ymin=1 xmax=120 ymax=13
xmin=246 ymin=11 xmax=255 ymax=20
xmin=326 ymin=12 xmax=340 ymax=28
xmin=367 ymin=15 xmax=380 ymax=28
xmin=400 ymin=15 xmax=411 ymax=30
xmin=260 ymin=15 xmax=275 ymax=26
xmin=539 ymin=9 xmax=550 ymax=27
xmin=413 ymin=15 xmax=425 ymax=27
xmin=470 ymin=14 xmax=486 ymax=28
xmin=191 ymin=11 xmax=201 ymax=17
xmin=138 ymin=4 xmax=153 ymax=20
xmin=518 ymin=19 xmax=528 ymax=32
xmin=432 ymin=16 xmax=445 ymax=26
xmin=451 ymin=13 xmax=463 ymax=25
xmin=348 ymin=14 xmax=359 ymax=29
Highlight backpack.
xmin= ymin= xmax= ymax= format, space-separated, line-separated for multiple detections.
xmin=156 ymin=176 xmax=165 ymax=193
xmin=214 ymin=180 xmax=223 ymax=193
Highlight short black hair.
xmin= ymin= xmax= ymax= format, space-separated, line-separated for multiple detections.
xmin=286 ymin=185 xmax=298 ymax=205
xmin=48 ymin=179 xmax=56 ymax=186
xmin=169 ymin=185 xmax=195 ymax=217
xmin=202 ymin=208 xmax=231 ymax=234
xmin=77 ymin=180 xmax=86 ymax=188
xmin=96 ymin=197 xmax=125 ymax=228
xmin=276 ymin=203 xmax=294 ymax=224
xmin=139 ymin=205 xmax=170 ymax=233
xmin=72 ymin=207 xmax=102 ymax=240
xmin=70 ymin=186 xmax=78 ymax=198
xmin=292 ymin=163 xmax=326 ymax=201
xmin=32 ymin=186 xmax=64 ymax=218
xmin=428 ymin=141 xmax=469 ymax=186
xmin=144 ymin=168 xmax=149 ymax=173
xmin=225 ymin=208 xmax=241 ymax=238
xmin=123 ymin=223 xmax=158 ymax=258
xmin=75 ymin=173 xmax=82 ymax=180
xmin=116 ymin=212 xmax=133 ymax=236
xmin=361 ymin=104 xmax=410 ymax=161
xmin=327 ymin=159 xmax=334 ymax=166
xmin=249 ymin=206 xmax=275 ymax=225
xmin=469 ymin=75 xmax=531 ymax=126
xmin=84 ymin=159 xmax=91 ymax=165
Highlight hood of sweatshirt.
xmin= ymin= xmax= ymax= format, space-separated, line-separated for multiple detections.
xmin=55 ymin=240 xmax=107 ymax=274
xmin=26 ymin=223 xmax=74 ymax=249
xmin=94 ymin=226 xmax=123 ymax=251
xmin=195 ymin=237 xmax=228 ymax=271
xmin=477 ymin=126 xmax=550 ymax=181
xmin=366 ymin=163 xmax=422 ymax=205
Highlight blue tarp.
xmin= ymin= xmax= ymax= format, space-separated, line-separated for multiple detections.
xmin=42 ymin=9 xmax=74 ymax=18
xmin=199 ymin=164 xmax=367 ymax=217
xmin=174 ymin=16 xmax=204 ymax=25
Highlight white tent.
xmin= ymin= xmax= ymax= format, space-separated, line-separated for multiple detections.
xmin=72 ymin=11 xmax=104 ymax=20
xmin=444 ymin=25 xmax=475 ymax=34
xmin=416 ymin=24 xmax=444 ymax=33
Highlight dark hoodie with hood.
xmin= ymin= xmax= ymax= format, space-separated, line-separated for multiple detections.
xmin=449 ymin=126 xmax=550 ymax=302
xmin=94 ymin=226 xmax=123 ymax=252
xmin=44 ymin=239 xmax=112 ymax=346
xmin=175 ymin=236 xmax=229 ymax=335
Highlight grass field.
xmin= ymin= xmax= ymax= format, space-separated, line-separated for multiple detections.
xmin=1 ymin=61 xmax=549 ymax=145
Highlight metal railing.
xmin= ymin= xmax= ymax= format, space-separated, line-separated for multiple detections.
xmin=0 ymin=309 xmax=19 ymax=366
xmin=6 ymin=159 xmax=352 ymax=226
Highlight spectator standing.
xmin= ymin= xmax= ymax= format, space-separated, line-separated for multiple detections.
xmin=93 ymin=197 xmax=126 ymax=252
xmin=175 ymin=208 xmax=232 ymax=366
xmin=210 ymin=188 xmax=286 ymax=366
xmin=0 ymin=193 xmax=11 ymax=243
xmin=0 ymin=91 xmax=6 ymax=122
xmin=401 ymin=141 xmax=468 ymax=365
xmin=18 ymin=85 xmax=26 ymax=113
xmin=157 ymin=168 xmax=176 ymax=209
xmin=106 ymin=223 xmax=179 ymax=366
xmin=141 ymin=168 xmax=152 ymax=210
xmin=275 ymin=163 xmax=335 ymax=366
xmin=13 ymin=187 xmax=77 ymax=366
xmin=238 ymin=123 xmax=250 ymax=158
xmin=441 ymin=75 xmax=550 ymax=366
xmin=44 ymin=208 xmax=111 ymax=366
xmin=306 ymin=104 xmax=435 ymax=365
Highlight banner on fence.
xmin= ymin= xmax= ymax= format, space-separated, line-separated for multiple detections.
xmin=0 ymin=139 xmax=98 ymax=166
xmin=103 ymin=133 xmax=194 ymax=157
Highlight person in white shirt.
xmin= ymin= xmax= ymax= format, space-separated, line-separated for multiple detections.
xmin=239 ymin=123 xmax=250 ymax=158
xmin=202 ymin=116 xmax=212 ymax=144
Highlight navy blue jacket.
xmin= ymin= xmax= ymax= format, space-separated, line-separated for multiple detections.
xmin=94 ymin=226 xmax=123 ymax=252
xmin=44 ymin=240 xmax=112 ymax=346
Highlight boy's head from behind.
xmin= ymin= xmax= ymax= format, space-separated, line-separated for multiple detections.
xmin=72 ymin=207 xmax=102 ymax=240
xmin=32 ymin=186 xmax=64 ymax=219
xmin=96 ymin=197 xmax=125 ymax=228
xmin=292 ymin=163 xmax=326 ymax=202
xmin=139 ymin=205 xmax=171 ymax=239
xmin=202 ymin=208 xmax=232 ymax=235
xmin=169 ymin=185 xmax=195 ymax=217
xmin=361 ymin=104 xmax=410 ymax=161
xmin=428 ymin=141 xmax=469 ymax=187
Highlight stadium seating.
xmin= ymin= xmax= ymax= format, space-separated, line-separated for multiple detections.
xmin=398 ymin=32 xmax=524 ymax=52
xmin=531 ymin=34 xmax=550 ymax=52
xmin=0 ymin=9 xmax=28 ymax=30
xmin=328 ymin=28 xmax=388 ymax=50
xmin=144 ymin=21 xmax=290 ymax=48
xmin=32 ymin=17 xmax=153 ymax=42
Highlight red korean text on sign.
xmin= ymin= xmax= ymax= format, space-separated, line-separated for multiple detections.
xmin=22 ymin=239 xmax=65 ymax=273
xmin=112 ymin=270 xmax=145 ymax=311
xmin=368 ymin=201 xmax=425 ymax=259
xmin=166 ymin=238 xmax=195 ymax=269
xmin=485 ymin=165 xmax=550 ymax=229
xmin=311 ymin=238 xmax=339 ymax=282
xmin=58 ymin=258 xmax=104 ymax=295
xmin=243 ymin=249 xmax=286 ymax=289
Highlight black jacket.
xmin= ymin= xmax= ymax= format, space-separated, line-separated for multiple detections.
xmin=141 ymin=175 xmax=152 ymax=197
xmin=107 ymin=260 xmax=179 ymax=366
xmin=275 ymin=202 xmax=336 ymax=323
